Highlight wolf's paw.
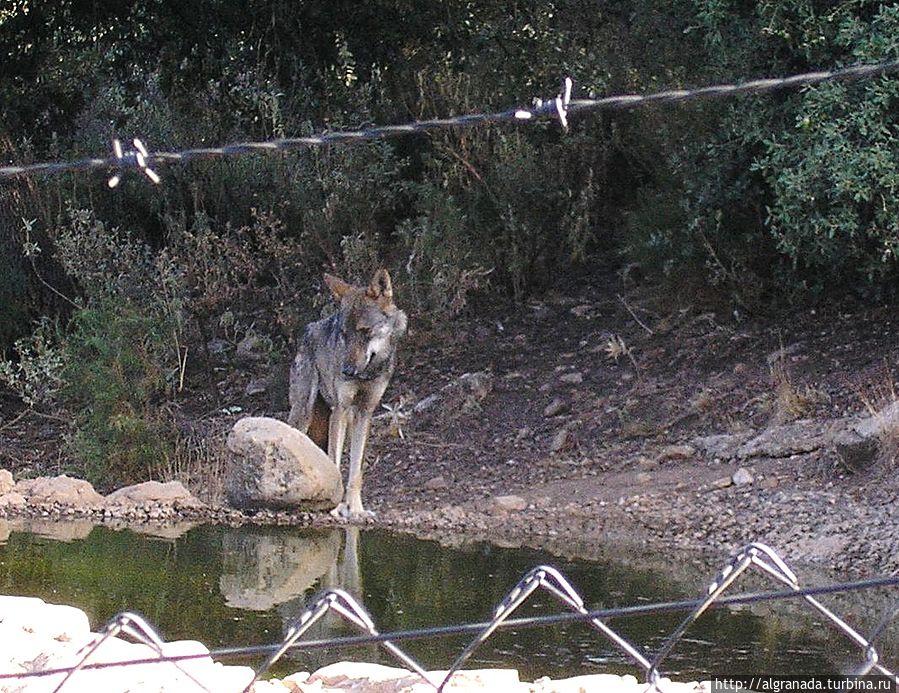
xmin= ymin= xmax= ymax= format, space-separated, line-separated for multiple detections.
xmin=330 ymin=503 xmax=375 ymax=524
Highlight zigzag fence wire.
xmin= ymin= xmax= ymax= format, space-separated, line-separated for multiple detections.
xmin=2 ymin=543 xmax=897 ymax=692
xmin=48 ymin=612 xmax=214 ymax=693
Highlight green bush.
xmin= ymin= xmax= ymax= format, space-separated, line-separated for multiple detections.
xmin=399 ymin=181 xmax=492 ymax=316
xmin=628 ymin=1 xmax=899 ymax=300
xmin=8 ymin=0 xmax=899 ymax=367
xmin=0 ymin=319 xmax=64 ymax=408
xmin=62 ymin=301 xmax=176 ymax=489
xmin=49 ymin=208 xmax=187 ymax=487
xmin=753 ymin=7 xmax=899 ymax=288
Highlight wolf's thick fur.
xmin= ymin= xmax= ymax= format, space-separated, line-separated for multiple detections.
xmin=287 ymin=269 xmax=407 ymax=520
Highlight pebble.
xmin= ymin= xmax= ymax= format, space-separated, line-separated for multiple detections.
xmin=543 ymin=397 xmax=569 ymax=418
xmin=656 ymin=444 xmax=696 ymax=462
xmin=424 ymin=476 xmax=449 ymax=491
xmin=493 ymin=495 xmax=528 ymax=513
xmin=550 ymin=428 xmax=572 ymax=453
xmin=732 ymin=468 xmax=754 ymax=486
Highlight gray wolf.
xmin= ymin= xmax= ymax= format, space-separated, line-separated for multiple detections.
xmin=288 ymin=269 xmax=407 ymax=520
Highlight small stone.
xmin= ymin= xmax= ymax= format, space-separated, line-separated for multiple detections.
xmin=244 ymin=378 xmax=268 ymax=396
xmin=236 ymin=334 xmax=267 ymax=363
xmin=424 ymin=476 xmax=449 ymax=491
xmin=543 ymin=397 xmax=568 ymax=418
xmin=656 ymin=445 xmax=696 ymax=462
xmin=413 ymin=393 xmax=442 ymax=413
xmin=550 ymin=428 xmax=571 ymax=453
xmin=494 ymin=495 xmax=528 ymax=512
xmin=635 ymin=472 xmax=652 ymax=484
xmin=760 ymin=476 xmax=780 ymax=489
xmin=0 ymin=469 xmax=13 ymax=495
xmin=710 ymin=476 xmax=733 ymax=490
xmin=206 ymin=338 xmax=229 ymax=356
xmin=570 ymin=304 xmax=593 ymax=318
xmin=766 ymin=342 xmax=803 ymax=365
xmin=732 ymin=467 xmax=754 ymax=486
xmin=514 ymin=427 xmax=533 ymax=442
xmin=559 ymin=372 xmax=584 ymax=385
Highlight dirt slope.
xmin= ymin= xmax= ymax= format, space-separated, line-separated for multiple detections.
xmin=360 ymin=274 xmax=899 ymax=577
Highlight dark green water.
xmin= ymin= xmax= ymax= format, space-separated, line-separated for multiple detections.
xmin=0 ymin=520 xmax=882 ymax=680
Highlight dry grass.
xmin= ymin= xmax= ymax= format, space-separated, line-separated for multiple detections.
xmin=857 ymin=370 xmax=899 ymax=468
xmin=770 ymin=357 xmax=811 ymax=422
xmin=768 ymin=354 xmax=828 ymax=423
xmin=155 ymin=428 xmax=229 ymax=505
xmin=604 ymin=334 xmax=640 ymax=376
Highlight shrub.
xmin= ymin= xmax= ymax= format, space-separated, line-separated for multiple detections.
xmin=0 ymin=319 xmax=64 ymax=408
xmin=47 ymin=208 xmax=188 ymax=487
xmin=62 ymin=301 xmax=176 ymax=489
xmin=630 ymin=1 xmax=899 ymax=301
xmin=398 ymin=182 xmax=492 ymax=316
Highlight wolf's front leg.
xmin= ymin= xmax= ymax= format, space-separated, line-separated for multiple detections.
xmin=328 ymin=405 xmax=350 ymax=472
xmin=330 ymin=411 xmax=374 ymax=522
xmin=345 ymin=411 xmax=373 ymax=518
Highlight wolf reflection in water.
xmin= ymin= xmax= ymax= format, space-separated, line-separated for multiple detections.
xmin=219 ymin=526 xmax=369 ymax=668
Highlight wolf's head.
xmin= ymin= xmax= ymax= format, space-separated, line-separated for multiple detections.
xmin=325 ymin=269 xmax=408 ymax=380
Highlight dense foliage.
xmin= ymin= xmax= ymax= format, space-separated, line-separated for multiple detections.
xmin=1 ymin=0 xmax=898 ymax=482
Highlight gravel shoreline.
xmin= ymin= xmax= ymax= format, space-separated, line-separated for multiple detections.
xmin=2 ymin=453 xmax=897 ymax=580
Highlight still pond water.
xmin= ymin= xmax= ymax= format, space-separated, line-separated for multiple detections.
xmin=0 ymin=520 xmax=884 ymax=680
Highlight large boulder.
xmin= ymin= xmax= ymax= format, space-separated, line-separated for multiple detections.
xmin=225 ymin=416 xmax=342 ymax=511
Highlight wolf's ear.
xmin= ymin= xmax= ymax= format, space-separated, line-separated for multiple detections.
xmin=324 ymin=273 xmax=351 ymax=300
xmin=367 ymin=269 xmax=393 ymax=302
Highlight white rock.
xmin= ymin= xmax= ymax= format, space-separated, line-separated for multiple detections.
xmin=0 ymin=491 xmax=26 ymax=508
xmin=105 ymin=480 xmax=205 ymax=509
xmin=559 ymin=372 xmax=584 ymax=385
xmin=0 ymin=595 xmax=91 ymax=642
xmin=308 ymin=662 xmax=527 ymax=692
xmin=0 ymin=469 xmax=13 ymax=495
xmin=732 ymin=468 xmax=754 ymax=486
xmin=494 ymin=495 xmax=528 ymax=512
xmin=225 ymin=417 xmax=343 ymax=511
xmin=14 ymin=475 xmax=104 ymax=508
xmin=424 ymin=476 xmax=449 ymax=491
xmin=535 ymin=672 xmax=640 ymax=692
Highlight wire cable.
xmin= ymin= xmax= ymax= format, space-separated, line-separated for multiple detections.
xmin=2 ymin=60 xmax=898 ymax=183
